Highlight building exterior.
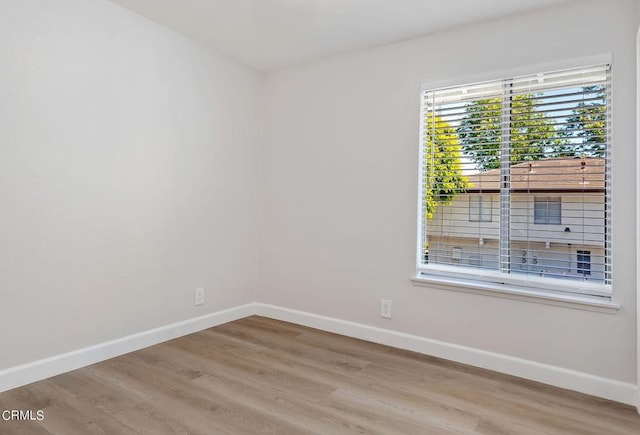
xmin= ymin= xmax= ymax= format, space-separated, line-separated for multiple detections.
xmin=426 ymin=157 xmax=607 ymax=283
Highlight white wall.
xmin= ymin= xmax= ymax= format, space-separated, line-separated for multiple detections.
xmin=634 ymin=0 xmax=640 ymax=408
xmin=0 ymin=0 xmax=262 ymax=371
xmin=261 ymin=0 xmax=638 ymax=384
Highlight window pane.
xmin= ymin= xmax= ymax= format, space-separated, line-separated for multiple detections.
xmin=469 ymin=196 xmax=492 ymax=222
xmin=577 ymin=250 xmax=591 ymax=275
xmin=469 ymin=196 xmax=481 ymax=221
xmin=534 ymin=197 xmax=561 ymax=225
xmin=420 ymin=64 xmax=611 ymax=293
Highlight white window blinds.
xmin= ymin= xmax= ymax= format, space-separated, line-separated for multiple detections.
xmin=419 ymin=64 xmax=611 ymax=297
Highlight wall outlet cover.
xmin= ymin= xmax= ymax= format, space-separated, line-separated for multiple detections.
xmin=194 ymin=287 xmax=205 ymax=306
xmin=381 ymin=299 xmax=392 ymax=319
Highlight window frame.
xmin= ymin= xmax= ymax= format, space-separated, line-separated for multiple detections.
xmin=469 ymin=195 xmax=493 ymax=222
xmin=415 ymin=56 xmax=614 ymax=304
xmin=577 ymin=250 xmax=592 ymax=276
xmin=534 ymin=196 xmax=562 ymax=225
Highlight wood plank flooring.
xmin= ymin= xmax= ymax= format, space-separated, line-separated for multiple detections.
xmin=1 ymin=316 xmax=639 ymax=434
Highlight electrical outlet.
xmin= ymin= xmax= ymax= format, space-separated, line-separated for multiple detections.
xmin=380 ymin=299 xmax=392 ymax=319
xmin=194 ymin=287 xmax=205 ymax=306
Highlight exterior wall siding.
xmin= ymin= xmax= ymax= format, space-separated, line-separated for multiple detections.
xmin=426 ymin=192 xmax=606 ymax=282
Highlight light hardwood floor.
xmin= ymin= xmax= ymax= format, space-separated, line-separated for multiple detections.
xmin=1 ymin=316 xmax=639 ymax=434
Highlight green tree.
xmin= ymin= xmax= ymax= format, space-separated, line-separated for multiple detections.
xmin=456 ymin=98 xmax=502 ymax=170
xmin=558 ymin=85 xmax=607 ymax=157
xmin=457 ymin=94 xmax=559 ymax=170
xmin=424 ymin=115 xmax=470 ymax=219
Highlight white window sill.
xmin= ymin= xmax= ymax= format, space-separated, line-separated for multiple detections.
xmin=411 ymin=275 xmax=620 ymax=314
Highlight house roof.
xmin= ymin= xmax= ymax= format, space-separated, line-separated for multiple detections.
xmin=466 ymin=157 xmax=605 ymax=193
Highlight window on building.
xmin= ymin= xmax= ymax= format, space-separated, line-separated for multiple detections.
xmin=418 ymin=63 xmax=611 ymax=298
xmin=577 ymin=250 xmax=591 ymax=276
xmin=469 ymin=196 xmax=492 ymax=222
xmin=534 ymin=197 xmax=561 ymax=224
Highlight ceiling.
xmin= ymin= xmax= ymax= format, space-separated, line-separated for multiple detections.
xmin=110 ymin=0 xmax=572 ymax=72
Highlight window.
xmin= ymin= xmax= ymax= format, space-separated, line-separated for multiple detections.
xmin=534 ymin=197 xmax=561 ymax=224
xmin=577 ymin=250 xmax=591 ymax=276
xmin=418 ymin=63 xmax=611 ymax=297
xmin=469 ymin=196 xmax=492 ymax=222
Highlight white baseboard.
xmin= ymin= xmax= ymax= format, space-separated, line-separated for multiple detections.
xmin=0 ymin=303 xmax=256 ymax=394
xmin=2 ymin=301 xmax=636 ymax=409
xmin=255 ymin=303 xmax=638 ymax=407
